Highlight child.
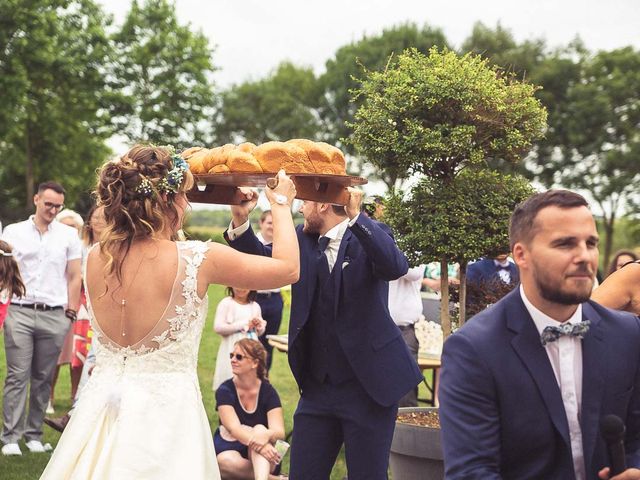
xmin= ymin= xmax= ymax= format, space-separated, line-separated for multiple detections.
xmin=0 ymin=240 xmax=26 ymax=329
xmin=213 ymin=287 xmax=266 ymax=390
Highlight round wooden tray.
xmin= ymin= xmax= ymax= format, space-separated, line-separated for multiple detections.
xmin=188 ymin=173 xmax=367 ymax=205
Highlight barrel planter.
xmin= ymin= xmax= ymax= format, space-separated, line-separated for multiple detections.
xmin=390 ymin=407 xmax=443 ymax=480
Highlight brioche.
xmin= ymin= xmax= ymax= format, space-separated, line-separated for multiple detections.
xmin=254 ymin=141 xmax=315 ymax=173
xmin=226 ymin=150 xmax=263 ymax=173
xmin=187 ymin=140 xmax=346 ymax=176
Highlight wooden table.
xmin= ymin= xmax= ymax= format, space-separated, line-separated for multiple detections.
xmin=268 ymin=335 xmax=440 ymax=406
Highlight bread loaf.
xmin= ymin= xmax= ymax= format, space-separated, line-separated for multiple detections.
xmin=182 ymin=140 xmax=346 ymax=176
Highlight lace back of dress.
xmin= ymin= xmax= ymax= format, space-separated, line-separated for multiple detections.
xmin=85 ymin=241 xmax=209 ymax=356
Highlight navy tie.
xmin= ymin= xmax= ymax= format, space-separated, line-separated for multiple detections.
xmin=317 ymin=236 xmax=330 ymax=284
xmin=540 ymin=320 xmax=591 ymax=346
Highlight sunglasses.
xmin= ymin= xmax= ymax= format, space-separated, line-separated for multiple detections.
xmin=229 ymin=353 xmax=246 ymax=361
xmin=44 ymin=202 xmax=65 ymax=211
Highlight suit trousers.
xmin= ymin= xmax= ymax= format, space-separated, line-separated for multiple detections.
xmin=1 ymin=306 xmax=70 ymax=444
xmin=398 ymin=325 xmax=419 ymax=407
xmin=290 ymin=377 xmax=398 ymax=480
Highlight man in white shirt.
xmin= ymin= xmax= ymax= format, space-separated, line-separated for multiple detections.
xmin=388 ymin=265 xmax=425 ymax=407
xmin=439 ymin=189 xmax=640 ymax=479
xmin=0 ymin=181 xmax=82 ymax=456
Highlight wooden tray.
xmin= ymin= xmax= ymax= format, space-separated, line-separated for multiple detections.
xmin=187 ymin=173 xmax=367 ymax=205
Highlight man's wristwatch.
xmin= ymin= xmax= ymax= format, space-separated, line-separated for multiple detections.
xmin=271 ymin=194 xmax=289 ymax=206
xmin=65 ymin=308 xmax=77 ymax=322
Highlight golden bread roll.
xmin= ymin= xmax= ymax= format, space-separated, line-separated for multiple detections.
xmin=180 ymin=146 xmax=204 ymax=159
xmin=203 ymin=144 xmax=234 ymax=172
xmin=316 ymin=142 xmax=347 ymax=175
xmin=185 ymin=148 xmax=209 ymax=174
xmin=209 ymin=164 xmax=230 ymax=174
xmin=254 ymin=141 xmax=315 ymax=173
xmin=237 ymin=142 xmax=257 ymax=154
xmin=226 ymin=150 xmax=263 ymax=173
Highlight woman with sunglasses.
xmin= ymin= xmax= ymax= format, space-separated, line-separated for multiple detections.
xmin=41 ymin=145 xmax=299 ymax=479
xmin=215 ymin=338 xmax=287 ymax=480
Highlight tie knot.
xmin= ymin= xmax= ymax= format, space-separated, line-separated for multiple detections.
xmin=540 ymin=320 xmax=591 ymax=346
xmin=318 ymin=236 xmax=330 ymax=253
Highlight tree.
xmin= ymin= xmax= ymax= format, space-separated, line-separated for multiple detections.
xmin=321 ymin=23 xmax=449 ymax=187
xmin=349 ymin=47 xmax=547 ymax=333
xmin=111 ymin=0 xmax=216 ymax=147
xmin=529 ymin=47 xmax=640 ymax=267
xmin=215 ymin=62 xmax=324 ymax=144
xmin=0 ymin=0 xmax=114 ymax=219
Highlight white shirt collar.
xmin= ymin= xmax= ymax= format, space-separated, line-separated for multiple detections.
xmin=320 ymin=218 xmax=349 ymax=244
xmin=520 ymin=284 xmax=583 ymax=336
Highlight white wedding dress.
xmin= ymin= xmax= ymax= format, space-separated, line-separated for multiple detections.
xmin=41 ymin=241 xmax=221 ymax=479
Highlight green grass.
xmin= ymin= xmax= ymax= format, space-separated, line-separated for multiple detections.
xmin=0 ymin=285 xmax=433 ymax=479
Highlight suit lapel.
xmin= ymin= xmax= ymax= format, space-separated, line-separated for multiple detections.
xmin=507 ymin=291 xmax=572 ymax=448
xmin=579 ymin=303 xmax=606 ymax=470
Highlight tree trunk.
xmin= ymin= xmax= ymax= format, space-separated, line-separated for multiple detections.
xmin=458 ymin=262 xmax=467 ymax=327
xmin=603 ymin=212 xmax=615 ymax=274
xmin=440 ymin=257 xmax=451 ymax=338
xmin=25 ymin=124 xmax=34 ymax=207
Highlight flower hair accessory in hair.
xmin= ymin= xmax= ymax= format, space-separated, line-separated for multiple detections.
xmin=134 ymin=148 xmax=189 ymax=198
xmin=0 ymin=249 xmax=13 ymax=257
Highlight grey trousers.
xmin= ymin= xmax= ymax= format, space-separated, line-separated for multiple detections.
xmin=398 ymin=325 xmax=419 ymax=408
xmin=1 ymin=306 xmax=70 ymax=444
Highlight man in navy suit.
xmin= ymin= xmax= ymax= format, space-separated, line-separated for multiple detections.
xmin=440 ymin=190 xmax=640 ymax=480
xmin=225 ymin=188 xmax=422 ymax=480
xmin=466 ymin=254 xmax=520 ymax=315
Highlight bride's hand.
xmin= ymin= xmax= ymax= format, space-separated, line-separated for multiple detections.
xmin=265 ymin=170 xmax=296 ymax=207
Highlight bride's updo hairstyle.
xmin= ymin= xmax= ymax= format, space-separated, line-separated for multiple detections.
xmin=96 ymin=144 xmax=194 ymax=285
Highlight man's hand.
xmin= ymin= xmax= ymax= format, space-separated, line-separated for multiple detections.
xmin=230 ymin=188 xmax=259 ymax=228
xmin=599 ymin=467 xmax=640 ymax=479
xmin=345 ymin=187 xmax=363 ymax=220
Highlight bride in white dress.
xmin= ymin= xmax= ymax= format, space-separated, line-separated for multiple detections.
xmin=40 ymin=145 xmax=299 ymax=479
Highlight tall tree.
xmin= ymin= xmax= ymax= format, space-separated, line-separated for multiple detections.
xmin=0 ymin=0 xmax=114 ymax=219
xmin=530 ymin=47 xmax=640 ymax=267
xmin=215 ymin=62 xmax=324 ymax=144
xmin=321 ymin=23 xmax=449 ymax=187
xmin=111 ymin=0 xmax=216 ymax=147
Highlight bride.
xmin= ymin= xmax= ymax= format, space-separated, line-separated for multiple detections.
xmin=40 ymin=145 xmax=299 ymax=479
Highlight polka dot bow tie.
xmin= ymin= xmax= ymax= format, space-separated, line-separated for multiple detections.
xmin=540 ymin=320 xmax=591 ymax=346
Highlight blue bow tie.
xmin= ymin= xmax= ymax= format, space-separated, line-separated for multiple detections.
xmin=540 ymin=320 xmax=591 ymax=346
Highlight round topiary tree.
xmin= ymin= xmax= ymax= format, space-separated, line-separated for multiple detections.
xmin=349 ymin=47 xmax=547 ymax=334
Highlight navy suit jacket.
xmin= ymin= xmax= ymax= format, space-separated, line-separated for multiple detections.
xmin=440 ymin=289 xmax=640 ymax=479
xmin=226 ymin=213 xmax=422 ymax=407
xmin=466 ymin=257 xmax=520 ymax=286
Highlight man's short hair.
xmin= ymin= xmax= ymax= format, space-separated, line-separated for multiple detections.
xmin=260 ymin=210 xmax=272 ymax=223
xmin=509 ymin=189 xmax=589 ymax=249
xmin=331 ymin=205 xmax=348 ymax=216
xmin=37 ymin=181 xmax=65 ymax=195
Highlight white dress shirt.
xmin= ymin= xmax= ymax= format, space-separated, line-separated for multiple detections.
xmin=388 ymin=265 xmax=425 ymax=326
xmin=520 ymin=285 xmax=586 ymax=480
xmin=1 ymin=216 xmax=82 ymax=306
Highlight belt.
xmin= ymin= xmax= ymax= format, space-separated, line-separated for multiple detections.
xmin=12 ymin=303 xmax=63 ymax=311
xmin=397 ymin=324 xmax=415 ymax=331
xmin=257 ymin=292 xmax=279 ymax=298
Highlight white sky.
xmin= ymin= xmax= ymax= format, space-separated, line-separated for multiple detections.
xmin=98 ymin=0 xmax=640 ymax=88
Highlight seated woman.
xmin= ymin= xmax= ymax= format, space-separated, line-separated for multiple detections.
xmin=215 ymin=339 xmax=286 ymax=480
xmin=592 ymin=258 xmax=640 ymax=314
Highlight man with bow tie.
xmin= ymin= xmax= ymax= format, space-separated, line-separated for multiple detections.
xmin=466 ymin=253 xmax=520 ymax=316
xmin=225 ymin=188 xmax=422 ymax=479
xmin=440 ymin=189 xmax=640 ymax=479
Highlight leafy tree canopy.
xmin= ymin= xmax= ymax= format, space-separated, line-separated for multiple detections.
xmin=348 ymin=47 xmax=548 ymax=181
xmin=215 ymin=62 xmax=324 ymax=144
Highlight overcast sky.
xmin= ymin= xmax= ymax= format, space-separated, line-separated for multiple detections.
xmin=99 ymin=0 xmax=639 ymax=87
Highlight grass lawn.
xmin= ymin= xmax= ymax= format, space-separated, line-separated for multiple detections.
xmin=0 ymin=284 xmax=433 ymax=479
